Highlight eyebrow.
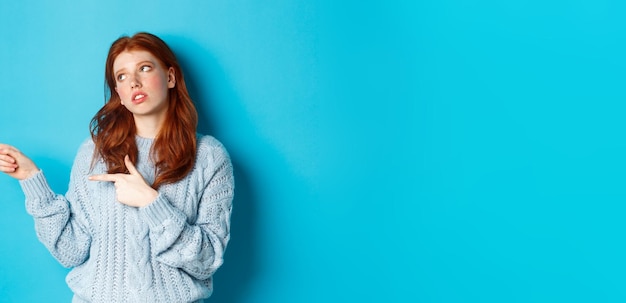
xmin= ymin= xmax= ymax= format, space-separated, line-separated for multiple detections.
xmin=136 ymin=60 xmax=154 ymax=67
xmin=114 ymin=60 xmax=156 ymax=76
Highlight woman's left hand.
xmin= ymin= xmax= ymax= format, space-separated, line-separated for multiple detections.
xmin=88 ymin=155 xmax=158 ymax=207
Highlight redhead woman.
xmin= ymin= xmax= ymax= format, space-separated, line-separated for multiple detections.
xmin=0 ymin=32 xmax=234 ymax=303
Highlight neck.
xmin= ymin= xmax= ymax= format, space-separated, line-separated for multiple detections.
xmin=133 ymin=113 xmax=166 ymax=138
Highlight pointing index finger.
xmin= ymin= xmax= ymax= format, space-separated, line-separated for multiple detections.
xmin=89 ymin=174 xmax=120 ymax=182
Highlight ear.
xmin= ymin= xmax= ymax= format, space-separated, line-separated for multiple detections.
xmin=167 ymin=67 xmax=176 ymax=89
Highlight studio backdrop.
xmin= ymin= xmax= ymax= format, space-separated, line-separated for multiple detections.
xmin=1 ymin=0 xmax=625 ymax=302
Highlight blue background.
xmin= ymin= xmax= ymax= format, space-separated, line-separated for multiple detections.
xmin=0 ymin=0 xmax=624 ymax=302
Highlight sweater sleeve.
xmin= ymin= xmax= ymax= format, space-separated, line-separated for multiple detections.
xmin=138 ymin=139 xmax=234 ymax=280
xmin=19 ymin=143 xmax=93 ymax=268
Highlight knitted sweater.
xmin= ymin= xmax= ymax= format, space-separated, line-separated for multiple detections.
xmin=19 ymin=135 xmax=234 ymax=303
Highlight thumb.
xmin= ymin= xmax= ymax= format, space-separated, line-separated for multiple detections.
xmin=124 ymin=155 xmax=140 ymax=175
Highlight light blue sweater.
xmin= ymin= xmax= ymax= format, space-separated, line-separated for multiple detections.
xmin=19 ymin=135 xmax=234 ymax=303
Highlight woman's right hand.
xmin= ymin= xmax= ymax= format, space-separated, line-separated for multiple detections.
xmin=0 ymin=144 xmax=39 ymax=180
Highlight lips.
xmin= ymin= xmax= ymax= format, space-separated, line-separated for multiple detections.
xmin=131 ymin=91 xmax=147 ymax=104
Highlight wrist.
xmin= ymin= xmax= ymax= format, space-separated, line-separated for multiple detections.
xmin=141 ymin=189 xmax=159 ymax=207
xmin=20 ymin=168 xmax=40 ymax=180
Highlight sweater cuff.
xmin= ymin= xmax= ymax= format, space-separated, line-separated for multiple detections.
xmin=138 ymin=194 xmax=183 ymax=229
xmin=19 ymin=170 xmax=54 ymax=201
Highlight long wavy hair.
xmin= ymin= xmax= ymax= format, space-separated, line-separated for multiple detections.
xmin=90 ymin=32 xmax=198 ymax=189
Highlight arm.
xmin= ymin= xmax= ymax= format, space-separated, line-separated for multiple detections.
xmin=1 ymin=143 xmax=92 ymax=268
xmin=138 ymin=141 xmax=234 ymax=280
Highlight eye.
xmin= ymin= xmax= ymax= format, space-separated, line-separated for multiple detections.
xmin=117 ymin=74 xmax=127 ymax=81
xmin=140 ymin=65 xmax=152 ymax=72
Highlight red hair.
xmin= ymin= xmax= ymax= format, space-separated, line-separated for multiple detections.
xmin=90 ymin=32 xmax=198 ymax=189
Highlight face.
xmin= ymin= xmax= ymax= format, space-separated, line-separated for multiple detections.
xmin=113 ymin=50 xmax=176 ymax=118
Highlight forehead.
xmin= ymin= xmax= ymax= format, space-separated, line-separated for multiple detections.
xmin=113 ymin=50 xmax=159 ymax=71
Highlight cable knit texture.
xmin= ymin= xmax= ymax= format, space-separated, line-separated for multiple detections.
xmin=19 ymin=135 xmax=234 ymax=303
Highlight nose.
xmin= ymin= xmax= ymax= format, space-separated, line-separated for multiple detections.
xmin=130 ymin=74 xmax=142 ymax=89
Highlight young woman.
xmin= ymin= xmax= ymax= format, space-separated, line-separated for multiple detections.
xmin=0 ymin=32 xmax=234 ymax=303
